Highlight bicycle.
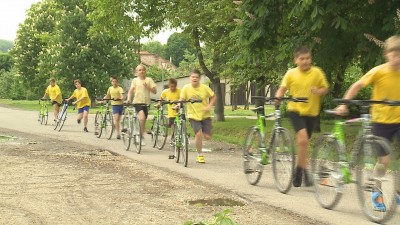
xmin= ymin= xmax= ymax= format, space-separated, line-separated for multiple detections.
xmin=121 ymin=103 xmax=147 ymax=154
xmin=54 ymin=99 xmax=73 ymax=132
xmin=243 ymin=96 xmax=307 ymax=194
xmin=150 ymin=99 xmax=169 ymax=150
xmin=170 ymin=99 xmax=202 ymax=167
xmin=94 ymin=98 xmax=115 ymax=139
xmin=311 ymin=99 xmax=400 ymax=223
xmin=38 ymin=98 xmax=50 ymax=125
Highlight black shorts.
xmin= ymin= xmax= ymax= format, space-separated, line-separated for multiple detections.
xmin=372 ymin=123 xmax=400 ymax=156
xmin=189 ymin=118 xmax=212 ymax=135
xmin=287 ymin=111 xmax=317 ymax=138
xmin=51 ymin=101 xmax=61 ymax=107
xmin=168 ymin=117 xmax=175 ymax=127
xmin=134 ymin=105 xmax=148 ymax=118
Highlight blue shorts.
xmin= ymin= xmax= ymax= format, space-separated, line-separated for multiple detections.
xmin=78 ymin=106 xmax=90 ymax=113
xmin=112 ymin=105 xmax=124 ymax=115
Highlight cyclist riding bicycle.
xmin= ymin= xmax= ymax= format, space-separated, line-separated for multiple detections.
xmin=103 ymin=76 xmax=124 ymax=139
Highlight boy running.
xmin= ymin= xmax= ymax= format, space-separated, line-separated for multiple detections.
xmin=159 ymin=78 xmax=181 ymax=159
xmin=275 ymin=46 xmax=329 ymax=187
xmin=104 ymin=77 xmax=124 ymax=139
xmin=42 ymin=78 xmax=62 ymax=122
xmin=336 ymin=35 xmax=400 ymax=210
xmin=66 ymin=79 xmax=91 ymax=132
xmin=126 ymin=64 xmax=157 ymax=145
xmin=180 ymin=69 xmax=216 ymax=163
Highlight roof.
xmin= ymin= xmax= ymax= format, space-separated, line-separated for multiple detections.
xmin=140 ymin=51 xmax=177 ymax=70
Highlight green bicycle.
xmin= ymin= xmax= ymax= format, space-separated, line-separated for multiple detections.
xmin=170 ymin=99 xmax=202 ymax=167
xmin=311 ymin=99 xmax=400 ymax=223
xmin=94 ymin=98 xmax=115 ymax=139
xmin=38 ymin=98 xmax=50 ymax=125
xmin=243 ymin=96 xmax=307 ymax=194
xmin=150 ymin=99 xmax=169 ymax=150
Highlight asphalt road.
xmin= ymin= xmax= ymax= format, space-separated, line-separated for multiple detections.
xmin=0 ymin=106 xmax=399 ymax=225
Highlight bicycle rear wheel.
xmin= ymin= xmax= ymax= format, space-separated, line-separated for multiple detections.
xmin=94 ymin=111 xmax=103 ymax=138
xmin=356 ymin=136 xmax=398 ymax=224
xmin=173 ymin=124 xmax=180 ymax=163
xmin=243 ymin=126 xmax=263 ymax=185
xmin=132 ymin=116 xmax=142 ymax=154
xmin=121 ymin=115 xmax=131 ymax=150
xmin=271 ymin=127 xmax=295 ymax=194
xmin=156 ymin=116 xmax=168 ymax=150
xmin=104 ymin=111 xmax=114 ymax=140
xmin=41 ymin=105 xmax=48 ymax=125
xmin=311 ymin=133 xmax=343 ymax=209
xmin=181 ymin=121 xmax=189 ymax=167
xmin=38 ymin=107 xmax=42 ymax=123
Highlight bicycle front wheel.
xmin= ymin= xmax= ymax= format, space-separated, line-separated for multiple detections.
xmin=150 ymin=117 xmax=158 ymax=148
xmin=43 ymin=105 xmax=49 ymax=125
xmin=58 ymin=110 xmax=67 ymax=132
xmin=132 ymin=116 xmax=142 ymax=154
xmin=94 ymin=111 xmax=103 ymax=138
xmin=173 ymin=123 xmax=180 ymax=163
xmin=104 ymin=111 xmax=114 ymax=140
xmin=271 ymin=127 xmax=295 ymax=194
xmin=311 ymin=133 xmax=343 ymax=209
xmin=121 ymin=115 xmax=131 ymax=150
xmin=181 ymin=121 xmax=189 ymax=167
xmin=355 ymin=136 xmax=398 ymax=224
xmin=156 ymin=116 xmax=168 ymax=150
xmin=243 ymin=126 xmax=263 ymax=185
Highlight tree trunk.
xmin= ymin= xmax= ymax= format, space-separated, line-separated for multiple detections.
xmin=192 ymin=28 xmax=225 ymax=121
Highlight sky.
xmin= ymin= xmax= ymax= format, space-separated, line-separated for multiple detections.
xmin=0 ymin=0 xmax=173 ymax=43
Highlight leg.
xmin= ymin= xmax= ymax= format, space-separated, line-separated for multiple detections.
xmin=138 ymin=110 xmax=146 ymax=137
xmin=114 ymin=113 xmax=121 ymax=135
xmin=53 ymin=103 xmax=60 ymax=120
xmin=296 ymin=129 xmax=310 ymax=169
xmin=194 ymin=129 xmax=203 ymax=154
xmin=83 ymin=110 xmax=89 ymax=128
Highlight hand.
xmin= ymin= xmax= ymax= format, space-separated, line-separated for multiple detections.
xmin=72 ymin=101 xmax=77 ymax=105
xmin=335 ymin=104 xmax=348 ymax=116
xmin=143 ymin=82 xmax=148 ymax=89
xmin=203 ymin=105 xmax=211 ymax=112
xmin=172 ymin=104 xmax=180 ymax=110
xmin=311 ymin=87 xmax=321 ymax=95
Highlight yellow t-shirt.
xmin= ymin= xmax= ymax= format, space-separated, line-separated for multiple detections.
xmin=361 ymin=63 xmax=400 ymax=124
xmin=161 ymin=88 xmax=181 ymax=118
xmin=280 ymin=66 xmax=329 ymax=116
xmin=45 ymin=84 xmax=62 ymax=104
xmin=131 ymin=77 xmax=156 ymax=104
xmin=107 ymin=86 xmax=124 ymax=105
xmin=180 ymin=84 xmax=215 ymax=121
xmin=72 ymin=87 xmax=91 ymax=109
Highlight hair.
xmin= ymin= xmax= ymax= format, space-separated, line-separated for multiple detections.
xmin=111 ymin=76 xmax=118 ymax=81
xmin=294 ymin=46 xmax=311 ymax=58
xmin=384 ymin=35 xmax=400 ymax=53
xmin=135 ymin=64 xmax=146 ymax=72
xmin=49 ymin=78 xmax=55 ymax=83
xmin=168 ymin=78 xmax=177 ymax=85
xmin=74 ymin=79 xmax=81 ymax=85
xmin=191 ymin=69 xmax=201 ymax=77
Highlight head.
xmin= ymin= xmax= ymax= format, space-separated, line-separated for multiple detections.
xmin=190 ymin=69 xmax=201 ymax=87
xmin=167 ymin=78 xmax=177 ymax=91
xmin=384 ymin=35 xmax=400 ymax=68
xmin=294 ymin=46 xmax=312 ymax=71
xmin=74 ymin=79 xmax=82 ymax=89
xmin=49 ymin=78 xmax=56 ymax=87
xmin=111 ymin=76 xmax=119 ymax=87
xmin=135 ymin=64 xmax=147 ymax=78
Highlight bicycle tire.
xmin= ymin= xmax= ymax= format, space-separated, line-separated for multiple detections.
xmin=181 ymin=121 xmax=189 ymax=167
xmin=173 ymin=123 xmax=180 ymax=163
xmin=94 ymin=111 xmax=103 ymax=138
xmin=243 ymin=126 xmax=263 ymax=185
xmin=104 ymin=111 xmax=114 ymax=140
xmin=121 ymin=115 xmax=131 ymax=150
xmin=151 ymin=117 xmax=158 ymax=148
xmin=311 ymin=133 xmax=343 ymax=209
xmin=156 ymin=115 xmax=168 ymax=150
xmin=38 ymin=106 xmax=42 ymax=123
xmin=54 ymin=104 xmax=67 ymax=130
xmin=44 ymin=104 xmax=49 ymax=125
xmin=133 ymin=116 xmax=142 ymax=154
xmin=58 ymin=110 xmax=67 ymax=132
xmin=271 ymin=127 xmax=295 ymax=194
xmin=355 ymin=136 xmax=398 ymax=223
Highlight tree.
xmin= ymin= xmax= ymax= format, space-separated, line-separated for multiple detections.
xmin=0 ymin=39 xmax=13 ymax=53
xmin=0 ymin=53 xmax=13 ymax=72
xmin=164 ymin=32 xmax=195 ymax=66
xmin=142 ymin=41 xmax=165 ymax=57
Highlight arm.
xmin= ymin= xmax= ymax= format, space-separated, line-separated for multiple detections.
xmin=126 ymin=85 xmax=135 ymax=103
xmin=311 ymin=87 xmax=329 ymax=96
xmin=275 ymin=86 xmax=287 ymax=98
xmin=336 ymin=79 xmax=365 ymax=115
xmin=204 ymin=95 xmax=217 ymax=111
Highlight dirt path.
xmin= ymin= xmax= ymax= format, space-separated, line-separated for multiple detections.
xmin=0 ymin=128 xmax=316 ymax=225
xmin=0 ymin=106 xmax=399 ymax=225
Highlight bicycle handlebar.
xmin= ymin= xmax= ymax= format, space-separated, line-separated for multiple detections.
xmin=170 ymin=99 xmax=202 ymax=104
xmin=150 ymin=98 xmax=170 ymax=105
xmin=251 ymin=96 xmax=308 ymax=103
xmin=334 ymin=99 xmax=400 ymax=106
